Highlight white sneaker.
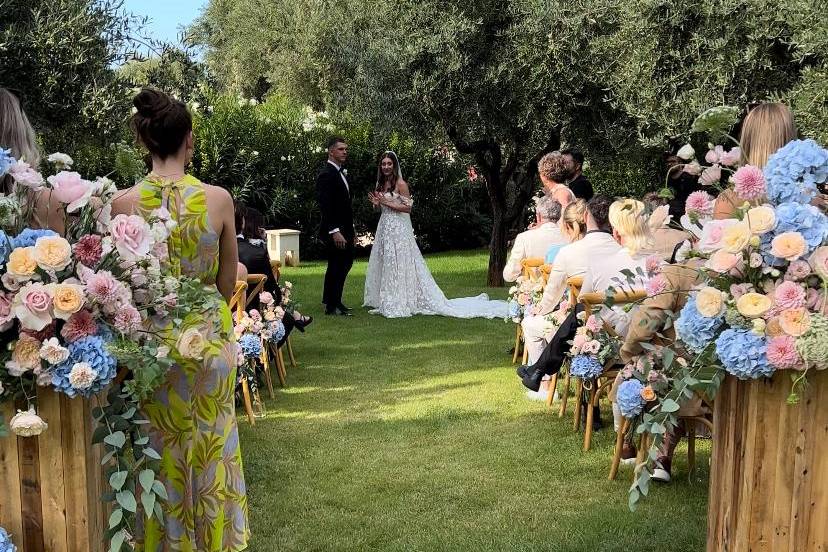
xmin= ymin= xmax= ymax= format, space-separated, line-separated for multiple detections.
xmin=526 ymin=390 xmax=548 ymax=401
xmin=652 ymin=468 xmax=671 ymax=482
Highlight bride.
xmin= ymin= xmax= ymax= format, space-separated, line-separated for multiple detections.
xmin=363 ymin=151 xmax=507 ymax=319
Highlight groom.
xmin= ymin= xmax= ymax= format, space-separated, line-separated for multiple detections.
xmin=316 ymin=136 xmax=355 ymax=316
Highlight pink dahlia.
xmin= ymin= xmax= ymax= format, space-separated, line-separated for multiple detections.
xmin=61 ymin=310 xmax=97 ymax=342
xmin=685 ymin=191 xmax=714 ymax=217
xmin=645 ymin=273 xmax=669 ymax=297
xmin=774 ymin=281 xmax=806 ymax=310
xmin=85 ymin=271 xmax=121 ymax=304
xmin=645 ymin=255 xmax=663 ymax=277
xmin=113 ymin=305 xmax=142 ymax=335
xmin=766 ymin=335 xmax=803 ymax=370
xmin=73 ymin=234 xmax=103 ymax=267
xmin=731 ymin=165 xmax=766 ymax=200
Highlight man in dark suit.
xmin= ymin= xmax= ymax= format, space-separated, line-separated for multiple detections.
xmin=316 ymin=136 xmax=355 ymax=316
xmin=562 ymin=149 xmax=594 ymax=201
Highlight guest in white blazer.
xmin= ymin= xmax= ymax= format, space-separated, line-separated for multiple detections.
xmin=521 ymin=196 xmax=620 ymax=364
xmin=502 ymin=195 xmax=566 ymax=282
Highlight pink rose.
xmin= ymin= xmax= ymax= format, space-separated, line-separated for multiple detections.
xmin=108 ymin=214 xmax=152 ymax=261
xmin=582 ymin=340 xmax=601 ymax=355
xmin=729 ymin=283 xmax=753 ymax=300
xmin=706 ymin=249 xmax=742 ymax=274
xmin=705 ymin=145 xmax=725 ymax=165
xmin=766 ymin=335 xmax=803 ymax=370
xmin=585 ymin=315 xmax=602 ymax=333
xmin=572 ymin=333 xmax=588 ymax=353
xmin=809 ymin=246 xmax=828 ymax=280
xmin=13 ymin=282 xmax=54 ymax=331
xmin=46 ymin=171 xmax=94 ymax=212
xmin=260 ymin=292 xmax=274 ymax=305
xmin=774 ymin=281 xmax=806 ymax=310
xmin=785 ymin=260 xmax=811 ymax=281
xmin=720 ymin=147 xmax=742 ymax=167
xmin=9 ymin=160 xmax=44 ymax=190
xmin=700 ymin=164 xmax=722 ymax=186
xmin=731 ymin=165 xmax=766 ymax=200
xmin=0 ymin=291 xmax=14 ymax=331
xmin=250 ymin=309 xmax=262 ymax=322
xmin=698 ymin=219 xmax=738 ymax=252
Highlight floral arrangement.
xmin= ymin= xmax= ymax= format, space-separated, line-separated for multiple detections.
xmin=505 ymin=274 xmax=544 ymax=323
xmin=568 ymin=312 xmax=619 ymax=379
xmin=233 ymin=292 xmax=286 ymax=407
xmin=615 ymin=350 xmax=682 ymax=420
xmin=0 ymin=151 xmax=224 ymax=550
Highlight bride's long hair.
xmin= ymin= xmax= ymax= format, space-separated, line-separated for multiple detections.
xmin=375 ymin=151 xmax=403 ymax=193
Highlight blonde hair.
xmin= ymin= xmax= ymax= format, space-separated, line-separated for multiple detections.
xmin=740 ymin=103 xmax=796 ymax=168
xmin=0 ymin=88 xmax=39 ymax=166
xmin=561 ymin=199 xmax=586 ymax=242
xmin=609 ymin=198 xmax=651 ymax=256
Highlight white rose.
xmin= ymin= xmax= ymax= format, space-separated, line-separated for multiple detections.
xmin=68 ymin=362 xmax=98 ymax=390
xmin=746 ymin=206 xmax=776 ymax=235
xmin=676 ymin=144 xmax=696 ymax=161
xmin=47 ymin=152 xmax=74 ymax=168
xmin=10 ymin=407 xmax=48 ymax=437
xmin=177 ymin=327 xmax=206 ymax=360
xmin=39 ymin=337 xmax=70 ymax=365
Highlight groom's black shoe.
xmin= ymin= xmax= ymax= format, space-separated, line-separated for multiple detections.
xmin=337 ymin=303 xmax=353 ymax=312
xmin=326 ymin=306 xmax=352 ymax=316
xmin=521 ymin=368 xmax=544 ymax=392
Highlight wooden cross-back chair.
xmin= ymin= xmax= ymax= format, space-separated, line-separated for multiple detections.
xmin=245 ymin=274 xmax=277 ymax=399
xmin=548 ymin=276 xmax=585 ymax=414
xmin=574 ymin=288 xmax=648 ymax=452
xmin=229 ymin=281 xmax=257 ymax=425
xmin=511 ymin=258 xmax=547 ymax=364
xmin=269 ymin=259 xmax=298 ymax=369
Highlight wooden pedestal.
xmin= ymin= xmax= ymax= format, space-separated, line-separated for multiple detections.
xmin=0 ymin=391 xmax=105 ymax=552
xmin=707 ymin=370 xmax=827 ymax=551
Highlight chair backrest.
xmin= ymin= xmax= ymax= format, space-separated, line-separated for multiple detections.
xmin=566 ymin=276 xmax=584 ymax=303
xmin=578 ymin=289 xmax=648 ymax=337
xmin=245 ymin=274 xmax=267 ymax=307
xmin=228 ymin=281 xmax=248 ymax=320
xmin=270 ymin=259 xmax=281 ymax=286
xmin=521 ymin=257 xmax=545 ymax=278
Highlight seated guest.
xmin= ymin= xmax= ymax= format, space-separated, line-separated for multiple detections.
xmin=503 ymin=196 xmax=565 ymax=282
xmin=616 ymin=263 xmax=708 ymax=479
xmin=521 ymin=195 xmax=619 ymax=366
xmin=235 ymin=204 xmax=313 ymax=342
xmin=538 ymin=151 xmax=576 ymax=208
xmin=545 ymin=200 xmax=586 ymax=264
xmin=562 ymin=149 xmax=593 ymax=201
xmin=237 ymin=262 xmax=249 ymax=281
xmin=640 ymin=192 xmax=691 ymax=261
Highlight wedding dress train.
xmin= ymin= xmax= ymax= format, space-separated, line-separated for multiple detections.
xmin=363 ymin=193 xmax=507 ymax=319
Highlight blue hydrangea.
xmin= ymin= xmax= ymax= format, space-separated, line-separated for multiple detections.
xmin=270 ymin=320 xmax=286 ymax=343
xmin=51 ymin=336 xmax=118 ymax=398
xmin=764 ymin=139 xmax=828 ymax=205
xmin=507 ymin=300 xmax=521 ymax=319
xmin=0 ymin=230 xmax=12 ymax=265
xmin=0 ymin=526 xmax=16 ymax=552
xmin=12 ymin=228 xmax=58 ymax=249
xmin=760 ymin=202 xmax=828 ymax=265
xmin=617 ymin=379 xmax=646 ymax=418
xmin=0 ymin=148 xmax=14 ymax=177
xmin=675 ymin=296 xmax=725 ymax=353
xmin=239 ymin=333 xmax=262 ymax=358
xmin=715 ymin=329 xmax=773 ymax=380
xmin=569 ymin=354 xmax=604 ymax=379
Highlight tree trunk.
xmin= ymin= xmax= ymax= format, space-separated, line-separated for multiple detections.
xmin=487 ymin=205 xmax=508 ymax=287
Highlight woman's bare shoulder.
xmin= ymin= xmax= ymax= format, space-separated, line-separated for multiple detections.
xmin=396 ymin=180 xmax=410 ymax=195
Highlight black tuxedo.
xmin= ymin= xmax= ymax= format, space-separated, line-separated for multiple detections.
xmin=568 ymin=174 xmax=594 ymax=201
xmin=316 ymin=161 xmax=355 ymax=310
xmin=236 ymin=237 xmax=294 ymax=345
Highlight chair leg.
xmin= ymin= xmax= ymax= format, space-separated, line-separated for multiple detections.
xmin=687 ymin=422 xmax=697 ymax=476
xmin=287 ymin=336 xmax=297 ymax=367
xmin=546 ymin=372 xmax=559 ymax=408
xmin=512 ymin=325 xmax=522 ymax=365
xmin=260 ymin=347 xmax=275 ymax=399
xmin=633 ymin=433 xmax=650 ymax=482
xmin=583 ymin=383 xmax=598 ymax=452
xmin=240 ymin=377 xmax=256 ymax=425
xmin=275 ymin=345 xmax=287 ymax=387
xmin=522 ymin=345 xmax=529 ymax=365
xmin=558 ymin=370 xmax=571 ymax=418
xmin=609 ymin=418 xmax=629 ymax=480
xmin=572 ymin=379 xmax=584 ymax=432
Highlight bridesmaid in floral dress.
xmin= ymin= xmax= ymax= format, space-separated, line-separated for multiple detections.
xmin=111 ymin=88 xmax=249 ymax=551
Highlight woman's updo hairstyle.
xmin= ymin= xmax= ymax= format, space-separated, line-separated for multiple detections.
xmin=130 ymin=88 xmax=192 ymax=159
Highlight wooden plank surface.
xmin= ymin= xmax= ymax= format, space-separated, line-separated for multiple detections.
xmin=84 ymin=399 xmax=105 ymax=552
xmin=37 ymin=391 xmax=69 ymax=552
xmin=61 ymin=394 xmax=91 ymax=552
xmin=0 ymin=402 xmax=23 ymax=545
xmin=18 ymin=422 xmax=45 ymax=552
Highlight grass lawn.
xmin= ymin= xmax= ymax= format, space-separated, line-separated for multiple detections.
xmin=239 ymin=249 xmax=709 ymax=552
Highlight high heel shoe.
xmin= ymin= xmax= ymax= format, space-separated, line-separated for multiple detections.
xmin=294 ymin=315 xmax=314 ymax=332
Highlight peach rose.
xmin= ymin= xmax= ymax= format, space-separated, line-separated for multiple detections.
xmin=745 ymin=206 xmax=776 ymax=235
xmin=7 ymin=247 xmax=38 ymax=280
xmin=770 ymin=232 xmax=807 ymax=262
xmin=765 ymin=316 xmax=784 ymax=338
xmin=33 ymin=236 xmax=72 ymax=272
xmin=809 ymin=246 xmax=828 ymax=280
xmin=696 ymin=286 xmax=725 ymax=317
xmin=778 ymin=308 xmax=811 ymax=337
xmin=640 ymin=385 xmax=656 ymax=402
xmin=706 ymin=249 xmax=741 ymax=274
xmin=51 ymin=283 xmax=85 ymax=320
xmin=736 ymin=292 xmax=772 ymax=318
xmin=11 ymin=334 xmax=43 ymax=374
xmin=721 ymin=223 xmax=752 ymax=253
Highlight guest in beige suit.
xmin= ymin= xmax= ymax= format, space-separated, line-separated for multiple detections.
xmin=502 ymin=196 xmax=566 ymax=282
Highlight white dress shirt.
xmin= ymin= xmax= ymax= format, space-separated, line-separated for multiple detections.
xmin=536 ymin=231 xmax=623 ymax=315
xmin=502 ymin=222 xmax=568 ymax=282
xmin=581 ymin=247 xmax=649 ymax=336
xmin=327 ymin=160 xmax=349 ymax=235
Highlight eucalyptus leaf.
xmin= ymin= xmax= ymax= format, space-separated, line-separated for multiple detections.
xmin=109 ymin=471 xmax=128 ymax=491
xmin=108 ymin=508 xmax=123 ymax=530
xmin=152 ymin=480 xmax=169 ymax=500
xmin=660 ymin=399 xmax=680 ymax=413
xmin=144 ymin=447 xmax=162 ymax=460
xmin=116 ymin=490 xmax=137 ymax=513
xmin=104 ymin=431 xmax=126 ymax=448
xmin=139 ymin=469 xmax=155 ymax=493
xmin=109 ymin=529 xmax=126 ymax=552
xmin=141 ymin=490 xmax=156 ymax=517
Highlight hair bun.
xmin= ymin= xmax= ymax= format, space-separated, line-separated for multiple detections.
xmin=133 ymin=88 xmax=171 ymax=118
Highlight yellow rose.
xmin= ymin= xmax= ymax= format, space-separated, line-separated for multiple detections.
xmin=736 ymin=292 xmax=772 ymax=318
xmin=779 ymin=308 xmax=811 ymax=337
xmin=770 ymin=232 xmax=807 ymax=262
xmin=51 ymin=283 xmax=85 ymax=320
xmin=745 ymin=206 xmax=776 ymax=235
xmin=721 ymin=223 xmax=752 ymax=253
xmin=7 ymin=247 xmax=37 ymax=279
xmin=696 ymin=287 xmax=725 ymax=317
xmin=33 ymin=236 xmax=72 ymax=272
xmin=640 ymin=386 xmax=656 ymax=402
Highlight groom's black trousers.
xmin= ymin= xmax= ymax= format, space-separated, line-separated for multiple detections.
xmin=322 ymin=238 xmax=354 ymax=310
xmin=532 ymin=304 xmax=584 ymax=375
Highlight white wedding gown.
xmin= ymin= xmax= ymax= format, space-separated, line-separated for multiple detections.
xmin=363 ymin=192 xmax=508 ymax=319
